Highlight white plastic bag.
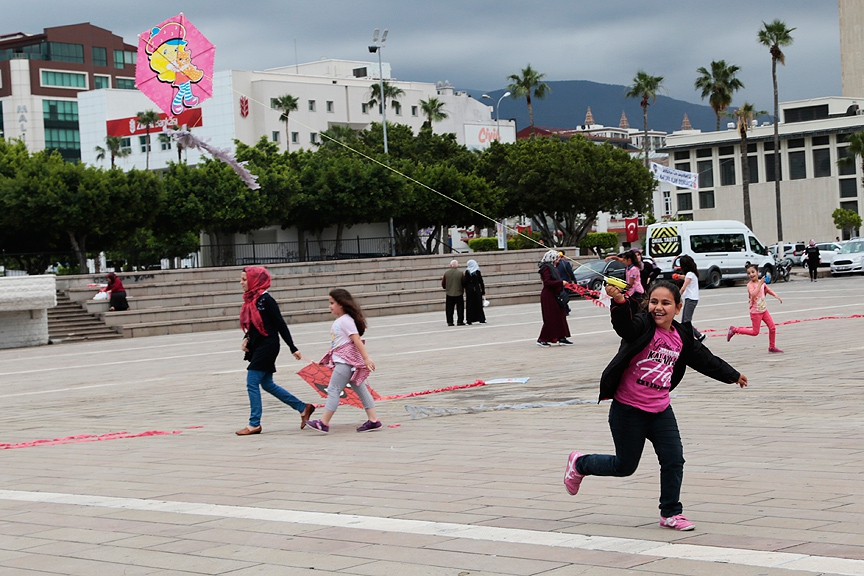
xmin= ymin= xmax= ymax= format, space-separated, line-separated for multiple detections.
xmin=93 ymin=291 xmax=109 ymax=301
xmin=483 ymin=298 xmax=490 ymax=307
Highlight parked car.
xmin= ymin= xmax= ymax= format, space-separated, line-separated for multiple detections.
xmin=572 ymin=259 xmax=627 ymax=292
xmin=830 ymin=240 xmax=864 ymax=275
xmin=767 ymin=242 xmax=807 ymax=265
xmin=801 ymin=242 xmax=844 ymax=267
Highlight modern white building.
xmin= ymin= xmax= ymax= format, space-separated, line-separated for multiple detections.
xmin=79 ymin=59 xmax=516 ymax=171
xmin=661 ymin=96 xmax=864 ymax=243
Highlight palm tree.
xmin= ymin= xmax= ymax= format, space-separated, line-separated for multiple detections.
xmin=733 ymin=103 xmax=766 ymax=229
xmin=135 ymin=110 xmax=161 ymax=170
xmin=695 ymin=60 xmax=745 ymax=131
xmin=758 ymin=19 xmax=795 ymax=242
xmin=837 ymin=132 xmax=864 ymax=175
xmin=418 ymin=97 xmax=448 ymax=129
xmin=367 ymin=81 xmax=405 ymax=113
xmin=94 ymin=136 xmax=130 ymax=168
xmin=507 ymin=64 xmax=550 ymax=139
xmin=272 ymin=94 xmax=299 ymax=150
xmin=625 ymin=71 xmax=665 ymax=166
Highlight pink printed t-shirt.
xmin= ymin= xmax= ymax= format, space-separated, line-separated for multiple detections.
xmin=625 ymin=265 xmax=644 ymax=296
xmin=747 ymin=281 xmax=773 ymax=313
xmin=614 ymin=326 xmax=683 ymax=412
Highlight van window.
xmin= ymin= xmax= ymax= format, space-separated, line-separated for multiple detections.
xmin=748 ymin=236 xmax=767 ymax=255
xmin=691 ymin=233 xmax=746 ymax=253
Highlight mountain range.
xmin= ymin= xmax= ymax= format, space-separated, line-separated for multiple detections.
xmin=464 ymin=79 xmax=723 ymax=134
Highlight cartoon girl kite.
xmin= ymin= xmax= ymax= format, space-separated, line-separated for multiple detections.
xmin=144 ymin=21 xmax=204 ymax=115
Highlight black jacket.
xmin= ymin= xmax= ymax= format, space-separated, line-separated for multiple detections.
xmin=599 ymin=297 xmax=740 ymax=402
xmin=244 ymin=292 xmax=298 ymax=373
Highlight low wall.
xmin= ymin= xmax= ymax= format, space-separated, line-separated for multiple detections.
xmin=0 ymin=275 xmax=57 ymax=349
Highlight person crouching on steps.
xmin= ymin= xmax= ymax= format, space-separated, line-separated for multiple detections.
xmin=306 ymin=289 xmax=381 ymax=434
xmin=237 ymin=266 xmax=315 ymax=435
xmin=563 ymin=280 xmax=747 ymax=531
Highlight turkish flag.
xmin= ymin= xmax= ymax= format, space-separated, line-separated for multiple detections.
xmin=625 ymin=218 xmax=639 ymax=243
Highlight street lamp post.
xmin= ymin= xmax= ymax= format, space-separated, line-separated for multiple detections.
xmin=369 ymin=29 xmax=396 ymax=255
xmin=481 ymin=91 xmax=512 ymax=250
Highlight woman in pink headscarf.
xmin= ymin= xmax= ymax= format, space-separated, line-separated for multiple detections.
xmin=237 ymin=266 xmax=315 ymax=435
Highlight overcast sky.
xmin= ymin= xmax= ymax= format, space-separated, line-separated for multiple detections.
xmin=13 ymin=1 xmax=842 ymax=110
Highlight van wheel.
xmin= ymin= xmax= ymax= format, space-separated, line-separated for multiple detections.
xmin=708 ymin=269 xmax=722 ymax=288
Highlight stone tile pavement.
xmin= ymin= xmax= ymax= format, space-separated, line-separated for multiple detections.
xmin=0 ymin=274 xmax=863 ymax=575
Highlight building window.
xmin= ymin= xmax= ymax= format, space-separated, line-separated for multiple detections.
xmin=361 ymin=103 xmax=369 ymax=114
xmin=699 ymin=190 xmax=715 ymax=209
xmin=813 ymin=148 xmax=831 ymax=178
xmin=840 ymin=178 xmax=857 ymax=198
xmin=310 ymin=132 xmax=319 ymax=144
xmin=392 ymin=101 xmax=402 ymax=115
xmin=696 ymin=148 xmax=712 ymax=158
xmin=113 ymin=49 xmax=135 ymax=68
xmin=813 ymin=135 xmax=829 ymax=146
xmin=411 ymin=105 xmax=418 ymax=117
xmin=160 ymin=136 xmax=172 ymax=151
xmin=92 ymin=46 xmax=108 ymax=67
xmin=840 ymin=200 xmax=858 ymax=213
xmin=747 ymin=155 xmax=759 ymax=184
xmin=42 ymin=100 xmax=78 ymax=122
xmin=719 ymin=158 xmax=735 ymax=186
xmin=326 ymin=100 xmax=334 ymax=113
xmin=678 ymin=213 xmax=694 ymax=221
xmin=120 ymin=137 xmax=131 ymax=153
xmin=41 ymin=70 xmax=86 ymax=88
xmin=115 ymin=77 xmax=136 ymax=90
xmin=787 ymin=138 xmax=805 ymax=149
xmin=674 ymin=150 xmax=689 ymax=161
xmin=47 ymin=42 xmax=84 ymax=63
xmin=291 ymin=132 xmax=299 ymax=143
xmin=677 ymin=192 xmax=693 ymax=211
xmin=43 ymin=128 xmax=80 ymax=158
xmin=663 ymin=190 xmax=671 ymax=215
xmin=718 ymin=145 xmax=734 ymax=156
xmin=838 ymin=147 xmax=856 ymax=176
xmin=308 ymin=100 xmax=316 ymax=111
xmin=93 ymin=75 xmax=110 ymax=89
xmin=697 ymin=160 xmax=713 ymax=189
xmin=765 ymin=153 xmax=782 ymax=182
xmin=675 ymin=161 xmax=691 ymax=189
xmin=271 ymin=131 xmax=280 ymax=142
xmin=788 ymin=150 xmax=806 ymax=179
xmin=139 ymin=135 xmax=150 ymax=153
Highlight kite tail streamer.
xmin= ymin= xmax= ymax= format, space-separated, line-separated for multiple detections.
xmin=169 ymin=129 xmax=261 ymax=190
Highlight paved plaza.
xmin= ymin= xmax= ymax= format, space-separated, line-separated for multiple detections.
xmin=1 ymin=274 xmax=864 ymax=575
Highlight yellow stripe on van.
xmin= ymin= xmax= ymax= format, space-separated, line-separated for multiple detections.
xmin=649 ymin=225 xmax=681 ymax=256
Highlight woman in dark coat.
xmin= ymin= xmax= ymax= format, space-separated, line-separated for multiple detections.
xmin=105 ymin=272 xmax=129 ymax=312
xmin=237 ymin=266 xmax=315 ymax=435
xmin=538 ymin=250 xmax=572 ymax=346
xmin=462 ymin=259 xmax=486 ymax=325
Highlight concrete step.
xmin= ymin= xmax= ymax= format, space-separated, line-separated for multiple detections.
xmin=47 ymin=294 xmax=123 ymax=344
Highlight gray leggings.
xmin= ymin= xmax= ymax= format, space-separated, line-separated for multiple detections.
xmin=325 ymin=362 xmax=376 ymax=412
xmin=682 ymin=298 xmax=702 ymax=338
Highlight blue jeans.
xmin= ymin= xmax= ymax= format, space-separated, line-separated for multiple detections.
xmin=246 ymin=370 xmax=307 ymax=427
xmin=576 ymin=400 xmax=685 ymax=517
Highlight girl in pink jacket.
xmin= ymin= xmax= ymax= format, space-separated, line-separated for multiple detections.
xmin=727 ymin=263 xmax=784 ymax=353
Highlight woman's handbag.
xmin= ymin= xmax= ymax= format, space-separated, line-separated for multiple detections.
xmin=555 ymin=289 xmax=570 ymax=309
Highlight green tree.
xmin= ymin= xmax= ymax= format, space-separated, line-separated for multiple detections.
xmin=135 ymin=110 xmax=161 ymax=170
xmin=418 ymin=97 xmax=448 ymax=129
xmin=733 ymin=103 xmax=766 ymax=229
xmin=367 ymin=81 xmax=405 ymax=113
xmin=272 ymin=94 xmax=299 ymax=150
xmin=837 ymin=132 xmax=864 ymax=175
xmin=94 ymin=136 xmax=130 ymax=168
xmin=507 ymin=64 xmax=550 ymax=139
xmin=832 ymin=208 xmax=862 ymax=238
xmin=758 ymin=19 xmax=795 ymax=242
xmin=625 ymin=71 xmax=665 ymax=167
xmin=695 ymin=60 xmax=745 ymax=131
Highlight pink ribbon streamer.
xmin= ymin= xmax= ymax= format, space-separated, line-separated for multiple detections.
xmin=0 ymin=429 xmax=183 ymax=450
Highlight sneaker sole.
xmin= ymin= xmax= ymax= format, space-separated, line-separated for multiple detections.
xmin=660 ymin=521 xmax=695 ymax=531
xmin=564 ymin=451 xmax=583 ymax=495
xmin=307 ymin=425 xmax=329 ymax=434
xmin=357 ymin=426 xmax=382 ymax=432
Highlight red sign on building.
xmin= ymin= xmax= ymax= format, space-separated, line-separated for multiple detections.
xmin=106 ymin=108 xmax=203 ymax=138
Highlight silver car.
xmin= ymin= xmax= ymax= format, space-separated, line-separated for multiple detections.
xmin=830 ymin=240 xmax=864 ymax=275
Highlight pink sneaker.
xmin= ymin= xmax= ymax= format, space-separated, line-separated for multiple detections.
xmin=660 ymin=514 xmax=695 ymax=531
xmin=564 ymin=451 xmax=584 ymax=495
xmin=768 ymin=347 xmax=784 ymax=353
xmin=726 ymin=326 xmax=736 ymax=342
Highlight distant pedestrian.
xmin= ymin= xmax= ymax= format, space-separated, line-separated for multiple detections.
xmin=442 ymin=259 xmax=465 ymax=326
xmin=727 ymin=262 xmax=784 ymax=353
xmin=237 ymin=266 xmax=315 ymax=436
xmin=676 ymin=255 xmax=704 ymax=341
xmin=463 ymin=259 xmax=486 ymax=325
xmin=805 ymin=239 xmax=820 ymax=282
xmin=105 ymin=272 xmax=129 ymax=312
xmin=556 ymin=250 xmax=576 ymax=282
xmin=563 ymin=280 xmax=747 ymax=532
xmin=621 ymin=251 xmax=644 ymax=299
xmin=606 ymin=250 xmax=658 ymax=292
xmin=537 ymin=250 xmax=573 ymax=347
xmin=306 ymin=289 xmax=381 ymax=434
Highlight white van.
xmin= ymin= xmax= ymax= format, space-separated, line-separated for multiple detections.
xmin=646 ymin=220 xmax=774 ymax=287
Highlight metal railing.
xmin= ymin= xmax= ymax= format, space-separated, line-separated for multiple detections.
xmin=199 ymin=237 xmax=396 ymax=268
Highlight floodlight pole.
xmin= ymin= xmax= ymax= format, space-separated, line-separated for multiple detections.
xmin=369 ymin=29 xmax=395 ymax=255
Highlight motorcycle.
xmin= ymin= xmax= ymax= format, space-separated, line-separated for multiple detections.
xmin=767 ymin=255 xmax=792 ymax=283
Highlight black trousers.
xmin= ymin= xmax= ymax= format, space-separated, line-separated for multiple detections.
xmin=576 ymin=400 xmax=685 ymax=517
xmin=808 ymin=263 xmax=819 ymax=280
xmin=445 ymin=295 xmax=464 ymax=325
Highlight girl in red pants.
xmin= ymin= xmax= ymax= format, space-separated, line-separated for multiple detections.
xmin=727 ymin=263 xmax=783 ymax=353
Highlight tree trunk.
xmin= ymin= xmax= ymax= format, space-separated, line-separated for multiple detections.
xmin=715 ymin=111 xmax=721 ymax=132
xmin=334 ymin=223 xmax=344 ymax=257
xmin=642 ymin=105 xmax=650 ymax=167
xmin=145 ymin=129 xmax=151 ymax=170
xmin=67 ymin=231 xmax=88 ymax=273
xmin=772 ymin=57 xmax=783 ymax=242
xmin=527 ymin=95 xmax=535 ymax=139
xmin=741 ymin=134 xmax=752 ymax=229
xmin=573 ymin=214 xmax=597 ymax=247
xmin=297 ymin=228 xmax=307 ymax=261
